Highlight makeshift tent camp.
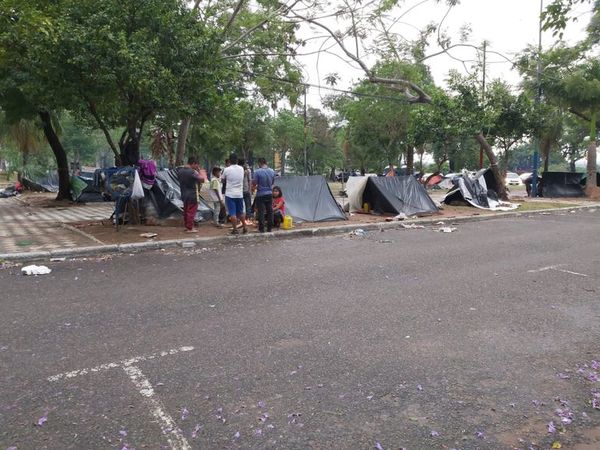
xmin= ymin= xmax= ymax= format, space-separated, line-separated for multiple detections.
xmin=150 ymin=169 xmax=213 ymax=221
xmin=442 ymin=169 xmax=519 ymax=211
xmin=541 ymin=172 xmax=585 ymax=197
xmin=361 ymin=176 xmax=439 ymax=216
xmin=22 ymin=172 xmax=59 ymax=193
xmin=274 ymin=175 xmax=346 ymax=222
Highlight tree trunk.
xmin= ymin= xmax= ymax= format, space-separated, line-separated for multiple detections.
xmin=585 ymin=112 xmax=598 ymax=197
xmin=39 ymin=111 xmax=71 ymax=201
xmin=405 ymin=145 xmax=414 ymax=175
xmin=474 ymin=132 xmax=508 ymax=200
xmin=175 ymin=117 xmax=191 ymax=166
xmin=542 ymin=136 xmax=551 ymax=173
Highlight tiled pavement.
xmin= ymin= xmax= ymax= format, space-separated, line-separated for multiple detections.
xmin=0 ymin=197 xmax=113 ymax=254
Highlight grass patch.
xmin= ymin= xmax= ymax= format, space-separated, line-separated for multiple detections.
xmin=516 ymin=201 xmax=575 ymax=211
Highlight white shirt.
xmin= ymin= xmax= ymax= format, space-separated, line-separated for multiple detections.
xmin=222 ymin=164 xmax=244 ymax=198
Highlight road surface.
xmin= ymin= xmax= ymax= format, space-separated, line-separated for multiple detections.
xmin=1 ymin=209 xmax=600 ymax=449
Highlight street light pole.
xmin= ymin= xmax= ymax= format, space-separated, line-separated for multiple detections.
xmin=532 ymin=0 xmax=543 ymax=197
xmin=303 ymin=86 xmax=308 ymax=176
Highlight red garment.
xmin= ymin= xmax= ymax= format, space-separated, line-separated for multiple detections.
xmin=183 ymin=201 xmax=198 ymax=230
xmin=273 ymin=196 xmax=285 ymax=215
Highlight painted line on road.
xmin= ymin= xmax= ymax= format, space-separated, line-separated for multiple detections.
xmin=47 ymin=346 xmax=194 ymax=382
xmin=527 ymin=264 xmax=588 ymax=277
xmin=123 ymin=364 xmax=191 ymax=450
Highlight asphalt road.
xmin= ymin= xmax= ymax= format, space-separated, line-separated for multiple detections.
xmin=1 ymin=209 xmax=600 ymax=450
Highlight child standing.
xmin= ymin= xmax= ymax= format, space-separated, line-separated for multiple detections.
xmin=272 ymin=186 xmax=285 ymax=229
xmin=208 ymin=167 xmax=225 ymax=227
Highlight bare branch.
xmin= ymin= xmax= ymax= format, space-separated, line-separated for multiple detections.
xmin=222 ymin=0 xmax=246 ymax=37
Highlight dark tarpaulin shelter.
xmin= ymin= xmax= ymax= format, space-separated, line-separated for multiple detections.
xmin=274 ymin=175 xmax=346 ymax=222
xmin=442 ymin=168 xmax=518 ymax=211
xmin=542 ymin=172 xmax=585 ymax=197
xmin=22 ymin=172 xmax=59 ymax=193
xmin=363 ymin=176 xmax=438 ymax=216
xmin=150 ymin=169 xmax=213 ymax=221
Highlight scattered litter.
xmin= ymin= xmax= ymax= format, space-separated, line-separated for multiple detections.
xmin=140 ymin=233 xmax=158 ymax=238
xmin=555 ymin=408 xmax=573 ymax=424
xmin=552 ymin=442 xmax=562 ymax=449
xmin=50 ymin=257 xmax=66 ymax=262
xmin=22 ymin=265 xmax=52 ymax=276
xmin=417 ymin=384 xmax=423 ymax=391
xmin=259 ymin=412 xmax=269 ymax=422
xmin=181 ymin=241 xmax=196 ymax=248
xmin=469 ymin=307 xmax=477 ymax=311
xmin=475 ymin=431 xmax=485 ymax=439
xmin=570 ymin=210 xmax=576 ymax=213
xmin=349 ymin=228 xmax=367 ymax=237
xmin=436 ymin=221 xmax=445 ymax=225
xmin=401 ymin=223 xmax=425 ymax=229
xmin=430 ymin=430 xmax=440 ymax=437
xmin=366 ymin=395 xmax=374 ymax=400
xmin=375 ymin=443 xmax=384 ymax=450
xmin=209 ymin=305 xmax=216 ymax=308
xmin=541 ymin=212 xmax=551 ymax=215
xmin=233 ymin=431 xmax=240 ymax=439
xmin=378 ymin=239 xmax=393 ymax=244
xmin=556 ymin=372 xmax=571 ymax=380
xmin=436 ymin=227 xmax=457 ymax=233
xmin=257 ymin=400 xmax=266 ymax=409
xmin=253 ymin=428 xmax=263 ymax=437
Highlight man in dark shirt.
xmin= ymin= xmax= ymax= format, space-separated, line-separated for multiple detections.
xmin=178 ymin=156 xmax=204 ymax=232
xmin=252 ymin=157 xmax=276 ymax=232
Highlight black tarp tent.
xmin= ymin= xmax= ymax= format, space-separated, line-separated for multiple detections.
xmin=274 ymin=175 xmax=346 ymax=222
xmin=150 ymin=169 xmax=213 ymax=221
xmin=362 ymin=176 xmax=439 ymax=216
xmin=442 ymin=168 xmax=519 ymax=210
xmin=542 ymin=172 xmax=585 ymax=197
xmin=22 ymin=172 xmax=59 ymax=193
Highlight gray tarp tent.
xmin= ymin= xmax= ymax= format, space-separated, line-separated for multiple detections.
xmin=362 ymin=176 xmax=439 ymax=216
xmin=150 ymin=169 xmax=213 ymax=221
xmin=542 ymin=172 xmax=585 ymax=197
xmin=22 ymin=172 xmax=59 ymax=193
xmin=274 ymin=175 xmax=346 ymax=222
xmin=442 ymin=169 xmax=518 ymax=211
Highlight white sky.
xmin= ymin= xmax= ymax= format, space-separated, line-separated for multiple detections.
xmin=293 ymin=0 xmax=592 ymax=108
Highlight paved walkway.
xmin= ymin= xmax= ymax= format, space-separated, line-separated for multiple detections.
xmin=0 ymin=197 xmax=112 ymax=254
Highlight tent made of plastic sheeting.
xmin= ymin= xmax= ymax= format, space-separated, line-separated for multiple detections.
xmin=274 ymin=175 xmax=346 ymax=222
xmin=442 ymin=169 xmax=519 ymax=211
xmin=360 ymin=176 xmax=439 ymax=216
xmin=149 ymin=169 xmax=213 ymax=221
xmin=345 ymin=175 xmax=377 ymax=212
xmin=22 ymin=172 xmax=59 ymax=193
xmin=542 ymin=172 xmax=585 ymax=197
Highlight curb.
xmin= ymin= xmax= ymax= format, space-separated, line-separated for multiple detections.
xmin=1 ymin=204 xmax=598 ymax=263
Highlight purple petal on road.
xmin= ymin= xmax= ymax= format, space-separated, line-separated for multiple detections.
xmin=366 ymin=395 xmax=374 ymax=400
xmin=475 ymin=431 xmax=485 ymax=439
xmin=181 ymin=407 xmax=189 ymax=420
xmin=430 ymin=430 xmax=440 ymax=437
xmin=556 ymin=373 xmax=571 ymax=379
xmin=233 ymin=431 xmax=240 ymax=439
xmin=586 ymin=372 xmax=599 ymax=382
xmin=375 ymin=442 xmax=384 ymax=450
xmin=191 ymin=423 xmax=202 ymax=439
xmin=257 ymin=400 xmax=266 ymax=408
xmin=216 ymin=407 xmax=223 ymax=413
xmin=548 ymin=421 xmax=556 ymax=433
xmin=36 ymin=414 xmax=48 ymax=426
xmin=267 ymin=424 xmax=275 ymax=429
xmin=591 ymin=360 xmax=600 ymax=370
xmin=417 ymin=384 xmax=423 ymax=391
xmin=7 ymin=447 xmax=17 ymax=450
xmin=119 ymin=429 xmax=127 ymax=437
xmin=253 ymin=428 xmax=263 ymax=437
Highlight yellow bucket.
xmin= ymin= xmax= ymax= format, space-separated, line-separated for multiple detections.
xmin=282 ymin=215 xmax=293 ymax=230
xmin=363 ymin=202 xmax=370 ymax=213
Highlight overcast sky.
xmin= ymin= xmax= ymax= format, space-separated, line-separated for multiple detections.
xmin=292 ymin=0 xmax=591 ymax=108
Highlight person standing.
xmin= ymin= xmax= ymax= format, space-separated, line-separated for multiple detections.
xmin=239 ymin=158 xmax=253 ymax=219
xmin=208 ymin=166 xmax=225 ymax=227
xmin=252 ymin=157 xmax=275 ymax=232
xmin=178 ymin=156 xmax=204 ymax=233
xmin=221 ymin=154 xmax=248 ymax=234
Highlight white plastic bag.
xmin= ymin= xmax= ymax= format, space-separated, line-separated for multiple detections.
xmin=21 ymin=265 xmax=52 ymax=275
xmin=131 ymin=170 xmax=145 ymax=200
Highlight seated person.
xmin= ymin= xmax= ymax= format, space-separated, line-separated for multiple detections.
xmin=272 ymin=186 xmax=285 ymax=228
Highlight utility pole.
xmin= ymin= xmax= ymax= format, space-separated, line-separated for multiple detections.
xmin=480 ymin=40 xmax=487 ymax=169
xmin=532 ymin=0 xmax=543 ymax=197
xmin=303 ymin=86 xmax=308 ymax=176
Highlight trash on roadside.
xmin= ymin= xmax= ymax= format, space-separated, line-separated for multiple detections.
xmin=393 ymin=213 xmax=407 ymax=221
xmin=22 ymin=265 xmax=52 ymax=276
xmin=140 ymin=232 xmax=158 ymax=238
xmin=50 ymin=257 xmax=66 ymax=262
xmin=349 ymin=228 xmax=367 ymax=237
xmin=378 ymin=239 xmax=393 ymax=244
xmin=401 ymin=223 xmax=425 ymax=229
xmin=436 ymin=227 xmax=457 ymax=233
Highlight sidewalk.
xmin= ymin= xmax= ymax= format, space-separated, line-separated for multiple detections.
xmin=1 ymin=192 xmax=598 ymax=260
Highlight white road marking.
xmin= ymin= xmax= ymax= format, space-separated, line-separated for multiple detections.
xmin=122 ymin=364 xmax=191 ymax=450
xmin=47 ymin=346 xmax=194 ymax=449
xmin=527 ymin=264 xmax=588 ymax=277
xmin=48 ymin=346 xmax=194 ymax=382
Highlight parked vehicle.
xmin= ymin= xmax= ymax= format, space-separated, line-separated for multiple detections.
xmin=505 ymin=172 xmax=522 ymax=185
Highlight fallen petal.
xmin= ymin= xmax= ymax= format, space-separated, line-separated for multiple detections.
xmin=548 ymin=421 xmax=556 ymax=433
xmin=375 ymin=443 xmax=384 ymax=450
xmin=430 ymin=430 xmax=440 ymax=437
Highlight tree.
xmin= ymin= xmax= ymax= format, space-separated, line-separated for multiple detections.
xmin=271 ymin=110 xmax=305 ymax=175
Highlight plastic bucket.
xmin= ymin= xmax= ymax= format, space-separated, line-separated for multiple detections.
xmin=282 ymin=215 xmax=293 ymax=230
